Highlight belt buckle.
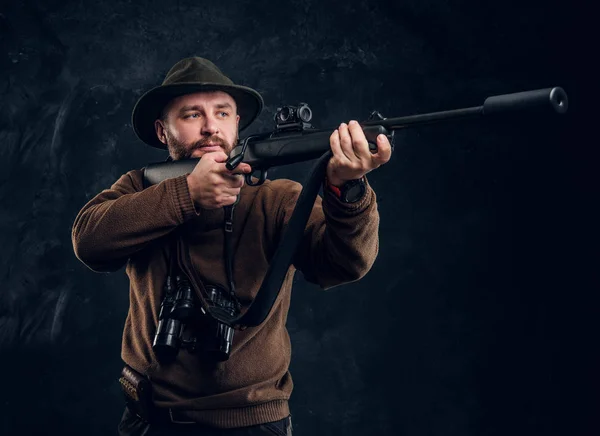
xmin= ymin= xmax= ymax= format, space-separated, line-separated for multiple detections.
xmin=169 ymin=409 xmax=196 ymax=425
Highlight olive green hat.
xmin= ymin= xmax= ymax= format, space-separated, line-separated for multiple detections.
xmin=132 ymin=57 xmax=264 ymax=149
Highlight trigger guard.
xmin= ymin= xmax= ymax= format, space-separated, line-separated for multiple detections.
xmin=244 ymin=173 xmax=255 ymax=186
xmin=245 ymin=170 xmax=268 ymax=186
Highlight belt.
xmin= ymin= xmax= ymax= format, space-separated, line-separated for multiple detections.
xmin=126 ymin=403 xmax=291 ymax=433
xmin=125 ymin=402 xmax=203 ymax=426
xmin=153 ymin=407 xmax=204 ymax=425
xmin=125 ymin=403 xmax=208 ymax=426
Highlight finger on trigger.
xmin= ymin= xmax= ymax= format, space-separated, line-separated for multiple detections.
xmin=238 ymin=163 xmax=253 ymax=174
xmin=226 ymin=163 xmax=251 ymax=176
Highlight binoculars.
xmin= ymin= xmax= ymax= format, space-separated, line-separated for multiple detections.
xmin=152 ymin=275 xmax=239 ymax=362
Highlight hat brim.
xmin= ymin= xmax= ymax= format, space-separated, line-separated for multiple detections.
xmin=132 ymin=83 xmax=264 ymax=149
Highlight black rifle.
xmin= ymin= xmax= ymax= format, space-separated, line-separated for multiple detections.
xmin=145 ymin=87 xmax=567 ymax=185
xmin=144 ymin=87 xmax=568 ymax=328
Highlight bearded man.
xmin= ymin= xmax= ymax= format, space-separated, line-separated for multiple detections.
xmin=72 ymin=57 xmax=391 ymax=436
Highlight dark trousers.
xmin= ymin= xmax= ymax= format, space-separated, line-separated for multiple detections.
xmin=118 ymin=406 xmax=293 ymax=436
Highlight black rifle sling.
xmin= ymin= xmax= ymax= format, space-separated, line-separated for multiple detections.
xmin=237 ymin=150 xmax=332 ymax=327
xmin=166 ymin=228 xmax=194 ymax=300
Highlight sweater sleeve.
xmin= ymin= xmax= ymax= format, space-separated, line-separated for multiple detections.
xmin=275 ymin=177 xmax=380 ymax=290
xmin=71 ymin=169 xmax=199 ymax=272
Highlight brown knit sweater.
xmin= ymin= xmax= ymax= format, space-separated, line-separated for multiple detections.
xmin=71 ymin=169 xmax=380 ymax=428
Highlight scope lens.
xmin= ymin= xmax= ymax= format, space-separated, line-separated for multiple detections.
xmin=298 ymin=106 xmax=312 ymax=122
xmin=278 ymin=107 xmax=291 ymax=122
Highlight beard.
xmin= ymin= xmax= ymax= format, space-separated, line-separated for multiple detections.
xmin=165 ymin=130 xmax=238 ymax=161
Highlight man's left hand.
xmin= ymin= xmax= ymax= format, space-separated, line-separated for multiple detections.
xmin=326 ymin=120 xmax=392 ymax=187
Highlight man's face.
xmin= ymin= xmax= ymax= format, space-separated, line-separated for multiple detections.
xmin=154 ymin=91 xmax=240 ymax=160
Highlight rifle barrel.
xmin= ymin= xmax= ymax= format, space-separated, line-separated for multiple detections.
xmin=362 ymin=106 xmax=482 ymax=130
xmin=362 ymin=86 xmax=567 ymax=130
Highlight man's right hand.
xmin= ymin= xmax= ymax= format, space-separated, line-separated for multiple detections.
xmin=186 ymin=151 xmax=253 ymax=210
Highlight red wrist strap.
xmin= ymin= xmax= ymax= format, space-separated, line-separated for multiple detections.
xmin=325 ymin=178 xmax=342 ymax=198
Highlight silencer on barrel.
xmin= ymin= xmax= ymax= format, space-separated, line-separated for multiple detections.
xmin=483 ymin=87 xmax=568 ymax=115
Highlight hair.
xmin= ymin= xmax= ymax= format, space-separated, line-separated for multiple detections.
xmin=158 ymin=103 xmax=170 ymax=123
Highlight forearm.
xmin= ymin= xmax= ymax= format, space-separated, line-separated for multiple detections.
xmin=72 ymin=171 xmax=197 ymax=272
xmin=291 ymin=179 xmax=380 ymax=289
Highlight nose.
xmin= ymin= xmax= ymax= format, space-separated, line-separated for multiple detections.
xmin=201 ymin=115 xmax=219 ymax=136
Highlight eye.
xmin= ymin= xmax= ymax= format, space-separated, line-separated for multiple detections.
xmin=183 ymin=113 xmax=200 ymax=119
xmin=218 ymin=111 xmax=229 ymax=118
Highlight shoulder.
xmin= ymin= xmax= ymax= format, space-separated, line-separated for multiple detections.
xmin=109 ymin=168 xmax=145 ymax=192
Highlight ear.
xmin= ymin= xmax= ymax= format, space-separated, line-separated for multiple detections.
xmin=236 ymin=114 xmax=240 ymax=130
xmin=154 ymin=119 xmax=168 ymax=145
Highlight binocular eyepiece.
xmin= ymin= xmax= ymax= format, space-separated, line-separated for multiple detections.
xmin=170 ymin=275 xmax=195 ymax=320
xmin=152 ymin=276 xmax=240 ymax=362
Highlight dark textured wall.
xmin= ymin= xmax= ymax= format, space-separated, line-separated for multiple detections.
xmin=0 ymin=0 xmax=594 ymax=435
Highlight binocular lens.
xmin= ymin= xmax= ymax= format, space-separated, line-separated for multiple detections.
xmin=153 ymin=318 xmax=183 ymax=361
xmin=203 ymin=321 xmax=235 ymax=362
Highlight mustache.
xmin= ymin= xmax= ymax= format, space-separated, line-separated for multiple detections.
xmin=192 ymin=136 xmax=229 ymax=150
